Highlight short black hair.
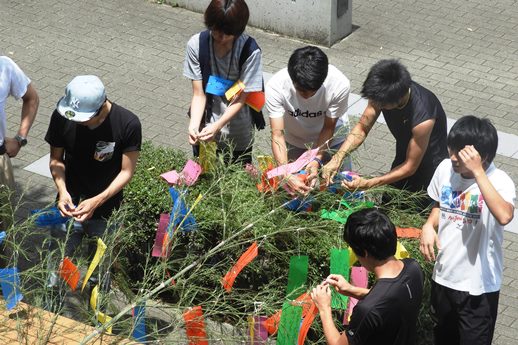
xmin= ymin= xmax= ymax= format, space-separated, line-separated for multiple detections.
xmin=287 ymin=46 xmax=329 ymax=91
xmin=448 ymin=115 xmax=498 ymax=165
xmin=343 ymin=208 xmax=397 ymax=261
xmin=204 ymin=0 xmax=249 ymax=36
xmin=361 ymin=59 xmax=412 ymax=106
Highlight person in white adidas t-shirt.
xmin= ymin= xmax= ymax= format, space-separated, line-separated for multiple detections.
xmin=420 ymin=115 xmax=515 ymax=345
xmin=266 ymin=46 xmax=351 ymax=194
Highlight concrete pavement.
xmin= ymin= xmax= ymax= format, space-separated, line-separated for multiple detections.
xmin=1 ymin=0 xmax=517 ymax=343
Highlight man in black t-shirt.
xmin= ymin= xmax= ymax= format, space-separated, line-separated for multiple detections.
xmin=323 ymin=60 xmax=447 ymax=210
xmin=45 ymin=75 xmax=141 ymax=261
xmin=311 ymin=208 xmax=424 ymax=345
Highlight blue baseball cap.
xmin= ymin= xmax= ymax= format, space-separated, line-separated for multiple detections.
xmin=57 ymin=75 xmax=106 ymax=122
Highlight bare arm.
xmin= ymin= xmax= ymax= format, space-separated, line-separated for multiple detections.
xmin=343 ymin=118 xmax=435 ymax=190
xmin=5 ymin=83 xmax=39 ymax=157
xmin=311 ymin=284 xmax=349 ymax=345
xmin=323 ymin=102 xmax=380 ymax=184
xmin=419 ymin=203 xmax=441 ymax=261
xmin=197 ymin=91 xmax=248 ymax=142
xmin=72 ymin=151 xmax=140 ymax=222
xmin=18 ymin=83 xmax=39 ymax=137
xmin=49 ymin=146 xmax=74 ymax=217
xmin=460 ymin=145 xmax=514 ymax=225
xmin=270 ymin=116 xmax=312 ymax=195
xmin=188 ymin=80 xmax=207 ymax=145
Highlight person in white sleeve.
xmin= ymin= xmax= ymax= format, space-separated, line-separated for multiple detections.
xmin=420 ymin=115 xmax=516 ymax=345
xmin=266 ymin=46 xmax=351 ymax=194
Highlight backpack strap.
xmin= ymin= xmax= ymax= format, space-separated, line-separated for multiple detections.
xmin=198 ymin=30 xmax=213 ymax=124
xmin=239 ymin=36 xmax=266 ymax=130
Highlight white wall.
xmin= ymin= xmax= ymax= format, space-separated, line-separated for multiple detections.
xmin=170 ymin=0 xmax=352 ymax=46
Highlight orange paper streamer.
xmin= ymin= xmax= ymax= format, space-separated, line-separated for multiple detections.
xmin=298 ymin=301 xmax=318 ymax=345
xmin=59 ymin=257 xmax=80 ymax=291
xmin=396 ymin=227 xmax=422 ymax=239
xmin=264 ymin=293 xmax=313 ymax=335
xmin=222 ymin=242 xmax=258 ymax=292
xmin=256 ymin=156 xmax=279 ymax=193
xmin=246 ymin=92 xmax=266 ymax=112
xmin=183 ymin=306 xmax=209 ymax=345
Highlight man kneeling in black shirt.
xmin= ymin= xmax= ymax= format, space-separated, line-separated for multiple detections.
xmin=311 ymin=208 xmax=424 ymax=345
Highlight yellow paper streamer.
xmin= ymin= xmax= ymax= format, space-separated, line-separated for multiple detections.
xmin=90 ymin=285 xmax=112 ymax=334
xmin=200 ymin=142 xmax=217 ymax=173
xmin=81 ymin=238 xmax=107 ymax=292
xmin=248 ymin=315 xmax=255 ymax=344
xmin=348 ymin=247 xmax=357 ymax=266
xmin=225 ymin=80 xmax=245 ymax=101
xmin=97 ymin=311 xmax=113 ymax=334
xmin=395 ymin=241 xmax=410 ymax=259
xmin=90 ymin=285 xmax=99 ymax=310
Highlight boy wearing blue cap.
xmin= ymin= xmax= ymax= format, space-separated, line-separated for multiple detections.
xmin=45 ymin=75 xmax=141 ymax=269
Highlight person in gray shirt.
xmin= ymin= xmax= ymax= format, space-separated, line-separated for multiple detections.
xmin=183 ymin=0 xmax=263 ymax=164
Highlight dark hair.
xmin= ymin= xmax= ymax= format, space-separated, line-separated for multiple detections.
xmin=361 ymin=59 xmax=412 ymax=106
xmin=447 ymin=115 xmax=498 ymax=165
xmin=343 ymin=208 xmax=397 ymax=261
xmin=287 ymin=46 xmax=329 ymax=91
xmin=204 ymin=0 xmax=249 ymax=36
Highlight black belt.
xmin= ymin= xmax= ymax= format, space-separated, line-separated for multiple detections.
xmin=0 ymin=143 xmax=5 ymax=155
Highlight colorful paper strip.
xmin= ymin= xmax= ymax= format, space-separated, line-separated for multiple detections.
xmin=81 ymin=238 xmax=107 ymax=292
xmin=248 ymin=315 xmax=268 ymax=344
xmin=0 ymin=231 xmax=6 ymax=245
xmin=330 ymin=248 xmax=350 ymax=310
xmin=199 ymin=142 xmax=217 ymax=173
xmin=396 ymin=227 xmax=422 ymax=239
xmin=277 ymin=302 xmax=303 ymax=345
xmin=59 ymin=257 xmax=80 ymax=291
xmin=266 ymin=148 xmax=319 ymax=179
xmin=286 ymin=256 xmax=308 ymax=299
xmin=344 ymin=267 xmax=368 ymax=325
xmin=395 ymin=241 xmax=410 ymax=259
xmin=0 ymin=267 xmax=23 ymax=310
xmin=182 ymin=160 xmax=202 ymax=186
xmin=222 ymin=242 xmax=258 ymax=292
xmin=133 ymin=305 xmax=147 ymax=342
xmin=298 ymin=301 xmax=318 ymax=345
xmin=152 ymin=213 xmax=171 ymax=258
xmin=264 ymin=293 xmax=312 ymax=335
xmin=183 ymin=306 xmax=209 ymax=345
xmin=246 ymin=92 xmax=265 ymax=112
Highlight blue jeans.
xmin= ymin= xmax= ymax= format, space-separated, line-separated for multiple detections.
xmin=49 ymin=218 xmax=115 ymax=292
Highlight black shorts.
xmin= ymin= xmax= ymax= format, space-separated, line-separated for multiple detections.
xmin=430 ymin=281 xmax=499 ymax=345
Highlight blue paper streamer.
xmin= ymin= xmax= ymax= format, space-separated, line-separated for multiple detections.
xmin=0 ymin=231 xmax=6 ymax=245
xmin=168 ymin=187 xmax=197 ymax=234
xmin=133 ymin=305 xmax=146 ymax=342
xmin=0 ymin=267 xmax=23 ymax=310
xmin=31 ymin=206 xmax=68 ymax=227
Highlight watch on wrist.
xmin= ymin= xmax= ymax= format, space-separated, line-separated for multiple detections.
xmin=14 ymin=135 xmax=27 ymax=147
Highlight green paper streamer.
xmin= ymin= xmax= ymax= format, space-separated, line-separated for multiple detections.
xmin=277 ymin=302 xmax=303 ymax=345
xmin=321 ymin=201 xmax=375 ymax=224
xmin=286 ymin=256 xmax=308 ymax=299
xmin=330 ymin=248 xmax=350 ymax=310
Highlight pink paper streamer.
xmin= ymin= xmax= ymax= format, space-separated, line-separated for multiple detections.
xmin=152 ymin=213 xmax=170 ymax=257
xmin=160 ymin=170 xmax=181 ymax=185
xmin=182 ymin=160 xmax=202 ymax=186
xmin=343 ymin=266 xmax=368 ymax=325
xmin=266 ymin=148 xmax=318 ymax=179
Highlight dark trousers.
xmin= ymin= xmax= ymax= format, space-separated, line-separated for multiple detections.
xmin=431 ymin=281 xmax=499 ymax=345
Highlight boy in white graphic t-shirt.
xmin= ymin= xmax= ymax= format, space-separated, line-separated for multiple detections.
xmin=266 ymin=46 xmax=351 ymax=195
xmin=420 ymin=115 xmax=516 ymax=345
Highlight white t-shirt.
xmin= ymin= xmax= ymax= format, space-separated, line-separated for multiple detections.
xmin=265 ymin=65 xmax=350 ymax=148
xmin=428 ymin=159 xmax=516 ymax=295
xmin=0 ymin=56 xmax=30 ymax=146
xmin=184 ymin=33 xmax=263 ymax=151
